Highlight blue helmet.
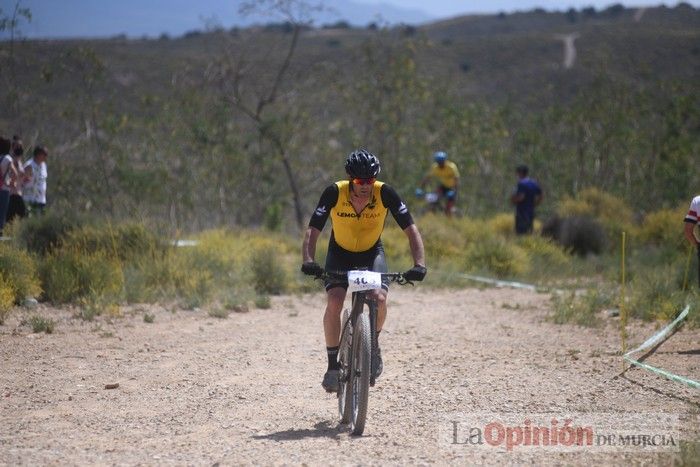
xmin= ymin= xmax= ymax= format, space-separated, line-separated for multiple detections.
xmin=433 ymin=151 xmax=447 ymax=163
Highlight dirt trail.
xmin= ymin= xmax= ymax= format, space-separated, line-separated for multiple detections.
xmin=556 ymin=32 xmax=580 ymax=69
xmin=1 ymin=287 xmax=698 ymax=465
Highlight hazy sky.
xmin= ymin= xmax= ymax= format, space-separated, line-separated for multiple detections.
xmin=6 ymin=0 xmax=700 ymax=39
xmin=362 ymin=0 xmax=700 ymax=17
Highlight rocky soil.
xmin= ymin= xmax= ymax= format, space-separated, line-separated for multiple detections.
xmin=1 ymin=287 xmax=698 ymax=465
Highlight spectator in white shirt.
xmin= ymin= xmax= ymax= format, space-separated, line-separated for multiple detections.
xmin=22 ymin=145 xmax=49 ymax=216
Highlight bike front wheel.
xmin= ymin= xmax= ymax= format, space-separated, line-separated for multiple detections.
xmin=349 ymin=309 xmax=371 ymax=435
xmin=337 ymin=308 xmax=352 ymax=424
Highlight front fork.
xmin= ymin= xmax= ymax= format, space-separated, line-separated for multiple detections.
xmin=338 ymin=293 xmax=360 ymax=386
xmin=340 ymin=292 xmax=378 ymax=386
xmin=368 ymin=295 xmax=378 ymax=387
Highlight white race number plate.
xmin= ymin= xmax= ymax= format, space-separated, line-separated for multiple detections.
xmin=347 ymin=270 xmax=383 ymax=292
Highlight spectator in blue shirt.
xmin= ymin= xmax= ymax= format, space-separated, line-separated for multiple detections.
xmin=510 ymin=164 xmax=543 ymax=235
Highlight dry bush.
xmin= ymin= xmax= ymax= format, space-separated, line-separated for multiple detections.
xmin=0 ymin=243 xmax=42 ymax=303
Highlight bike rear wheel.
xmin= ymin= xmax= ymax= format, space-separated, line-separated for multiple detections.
xmin=350 ymin=308 xmax=371 ymax=435
xmin=337 ymin=309 xmax=352 ymax=424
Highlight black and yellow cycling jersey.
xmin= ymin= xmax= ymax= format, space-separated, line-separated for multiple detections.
xmin=429 ymin=161 xmax=460 ymax=189
xmin=309 ymin=180 xmax=414 ymax=253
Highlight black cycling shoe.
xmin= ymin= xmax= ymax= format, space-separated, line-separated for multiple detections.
xmin=322 ymin=369 xmax=340 ymax=393
xmin=373 ymin=347 xmax=383 ymax=379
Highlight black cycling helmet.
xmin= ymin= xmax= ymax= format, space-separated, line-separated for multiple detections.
xmin=345 ymin=149 xmax=381 ymax=178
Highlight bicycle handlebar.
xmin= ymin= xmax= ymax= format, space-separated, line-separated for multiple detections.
xmin=314 ymin=269 xmax=414 ymax=286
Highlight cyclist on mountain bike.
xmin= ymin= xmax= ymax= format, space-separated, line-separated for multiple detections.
xmin=418 ymin=151 xmax=460 ymax=216
xmin=301 ymin=149 xmax=427 ymax=393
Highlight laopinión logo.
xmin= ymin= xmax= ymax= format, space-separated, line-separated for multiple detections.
xmin=440 ymin=412 xmax=683 ymax=452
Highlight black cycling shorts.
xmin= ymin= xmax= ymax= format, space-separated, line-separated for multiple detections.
xmin=437 ymin=185 xmax=457 ymax=201
xmin=324 ymin=238 xmax=389 ymax=292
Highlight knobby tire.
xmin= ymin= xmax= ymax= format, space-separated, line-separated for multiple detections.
xmin=350 ymin=301 xmax=371 ymax=436
xmin=337 ymin=309 xmax=352 ymax=424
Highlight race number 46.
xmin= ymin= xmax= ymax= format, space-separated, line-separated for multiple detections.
xmin=347 ymin=270 xmax=382 ymax=292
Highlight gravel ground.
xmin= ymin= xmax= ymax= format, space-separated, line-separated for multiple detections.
xmin=1 ymin=287 xmax=698 ymax=465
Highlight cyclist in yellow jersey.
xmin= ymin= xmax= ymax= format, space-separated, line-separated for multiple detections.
xmin=301 ymin=149 xmax=426 ymax=393
xmin=418 ymin=151 xmax=460 ymax=216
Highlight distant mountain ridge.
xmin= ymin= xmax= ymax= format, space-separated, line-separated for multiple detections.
xmin=14 ymin=0 xmax=433 ymax=39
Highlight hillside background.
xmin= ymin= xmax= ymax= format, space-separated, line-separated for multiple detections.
xmin=1 ymin=2 xmax=699 ymax=232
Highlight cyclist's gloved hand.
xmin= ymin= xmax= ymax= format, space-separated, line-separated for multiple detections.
xmin=301 ymin=261 xmax=323 ymax=277
xmin=446 ymin=190 xmax=455 ymax=198
xmin=414 ymin=188 xmax=424 ymax=198
xmin=404 ymin=265 xmax=427 ymax=281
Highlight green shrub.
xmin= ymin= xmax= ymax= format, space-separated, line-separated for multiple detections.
xmin=419 ymin=214 xmax=472 ymax=262
xmin=180 ymin=231 xmax=302 ymax=303
xmin=637 ymin=206 xmax=687 ymax=251
xmin=63 ymin=223 xmax=164 ymax=263
xmin=400 ymin=215 xmax=495 ymax=268
xmin=143 ymin=312 xmax=155 ymax=323
xmin=255 ymin=294 xmax=271 ymax=309
xmin=517 ymin=235 xmax=570 ymax=266
xmin=123 ymin=241 xmax=222 ymax=307
xmin=27 ymin=315 xmax=55 ymax=334
xmin=40 ymin=249 xmax=124 ymax=304
xmin=173 ymin=268 xmax=215 ymax=309
xmin=75 ymin=296 xmax=121 ymax=321
xmin=178 ymin=229 xmax=247 ymax=290
xmin=487 ymin=214 xmax=545 ymax=237
xmin=77 ymin=297 xmax=101 ymax=321
xmin=488 ymin=213 xmax=515 ymax=238
xmin=9 ymin=211 xmax=84 ymax=256
xmin=78 ymin=307 xmax=99 ymax=321
xmin=249 ymin=242 xmax=288 ymax=295
xmin=123 ymin=263 xmax=160 ymax=303
xmin=208 ymin=308 xmax=230 ymax=319
xmin=550 ymin=289 xmax=611 ymax=327
xmin=0 ymin=274 xmax=15 ymax=324
xmin=628 ymin=266 xmax=688 ymax=321
xmin=558 ymin=187 xmax=634 ymax=226
xmin=0 ymin=243 xmax=42 ymax=303
xmin=30 ymin=222 xmax=171 ymax=305
xmin=465 ymin=236 xmax=529 ymax=278
xmin=222 ymin=289 xmax=254 ymax=311
xmin=133 ymin=250 xmax=192 ymax=302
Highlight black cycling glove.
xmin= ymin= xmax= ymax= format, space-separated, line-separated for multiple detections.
xmin=404 ymin=265 xmax=427 ymax=281
xmin=301 ymin=261 xmax=323 ymax=277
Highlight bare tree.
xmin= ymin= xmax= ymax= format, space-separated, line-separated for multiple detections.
xmin=207 ymin=0 xmax=323 ymax=229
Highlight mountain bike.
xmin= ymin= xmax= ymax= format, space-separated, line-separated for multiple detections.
xmin=414 ymin=188 xmax=459 ymax=217
xmin=414 ymin=188 xmax=442 ymax=215
xmin=314 ymin=269 xmax=412 ymax=436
